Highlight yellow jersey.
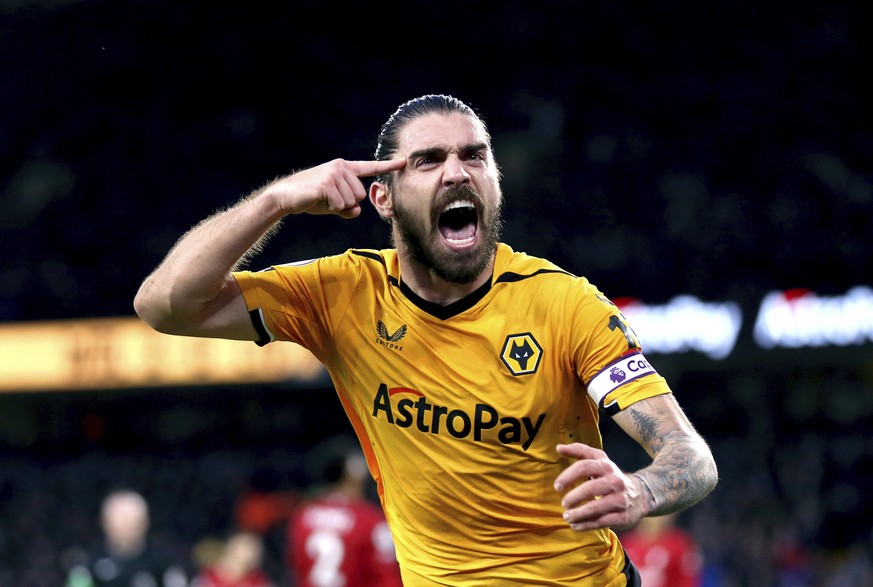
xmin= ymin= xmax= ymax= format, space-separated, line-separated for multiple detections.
xmin=233 ymin=243 xmax=670 ymax=586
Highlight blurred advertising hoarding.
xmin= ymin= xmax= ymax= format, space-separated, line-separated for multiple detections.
xmin=0 ymin=285 xmax=870 ymax=392
xmin=617 ymin=285 xmax=873 ymax=360
xmin=0 ymin=316 xmax=323 ymax=392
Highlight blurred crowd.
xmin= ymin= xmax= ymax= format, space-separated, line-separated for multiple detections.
xmin=0 ymin=394 xmax=871 ymax=587
xmin=0 ymin=434 xmax=400 ymax=587
xmin=2 ymin=2 xmax=871 ymax=324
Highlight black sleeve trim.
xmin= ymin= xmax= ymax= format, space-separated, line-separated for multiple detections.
xmin=599 ymin=401 xmax=622 ymax=417
xmin=248 ymin=309 xmax=272 ymax=347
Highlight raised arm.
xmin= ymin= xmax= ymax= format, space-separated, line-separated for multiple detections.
xmin=554 ymin=394 xmax=718 ymax=531
xmin=133 ymin=157 xmax=406 ymax=339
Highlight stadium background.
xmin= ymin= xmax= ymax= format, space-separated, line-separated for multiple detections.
xmin=1 ymin=1 xmax=871 ymax=585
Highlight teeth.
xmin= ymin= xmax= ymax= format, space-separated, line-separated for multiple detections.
xmin=445 ymin=236 xmax=475 ymax=245
xmin=443 ymin=200 xmax=475 ymax=212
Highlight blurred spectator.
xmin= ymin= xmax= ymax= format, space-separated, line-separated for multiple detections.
xmin=192 ymin=531 xmax=274 ymax=587
xmin=811 ymin=539 xmax=873 ymax=587
xmin=233 ymin=467 xmax=302 ymax=583
xmin=64 ymin=488 xmax=189 ymax=587
xmin=235 ymin=468 xmax=300 ymax=537
xmin=0 ymin=399 xmax=867 ymax=586
xmin=287 ymin=437 xmax=402 ymax=587
xmin=621 ymin=512 xmax=702 ymax=587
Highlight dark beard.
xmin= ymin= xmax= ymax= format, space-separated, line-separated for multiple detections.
xmin=393 ymin=187 xmax=503 ymax=285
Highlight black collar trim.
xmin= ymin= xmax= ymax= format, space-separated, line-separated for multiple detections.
xmin=399 ymin=278 xmax=493 ymax=320
xmin=351 ymin=250 xmax=575 ymax=318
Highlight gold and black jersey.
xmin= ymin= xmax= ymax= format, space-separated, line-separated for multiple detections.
xmin=233 ymin=243 xmax=671 ymax=586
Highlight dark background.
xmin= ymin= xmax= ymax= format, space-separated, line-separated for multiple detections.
xmin=1 ymin=1 xmax=872 ymax=585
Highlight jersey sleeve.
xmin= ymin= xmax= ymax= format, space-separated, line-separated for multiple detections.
xmin=232 ymin=252 xmax=361 ymax=361
xmin=569 ymin=283 xmax=672 ymax=414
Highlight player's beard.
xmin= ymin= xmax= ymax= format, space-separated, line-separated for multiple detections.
xmin=392 ymin=185 xmax=503 ymax=285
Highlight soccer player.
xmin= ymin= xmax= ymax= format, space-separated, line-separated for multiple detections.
xmin=134 ymin=94 xmax=718 ymax=586
xmin=620 ymin=513 xmax=703 ymax=587
xmin=65 ymin=489 xmax=188 ymax=587
xmin=287 ymin=437 xmax=403 ymax=587
xmin=193 ymin=530 xmax=274 ymax=587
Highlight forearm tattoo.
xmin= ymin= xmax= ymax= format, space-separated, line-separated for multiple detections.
xmin=625 ymin=400 xmax=718 ymax=515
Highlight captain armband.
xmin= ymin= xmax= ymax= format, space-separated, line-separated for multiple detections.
xmin=585 ymin=351 xmax=658 ymax=415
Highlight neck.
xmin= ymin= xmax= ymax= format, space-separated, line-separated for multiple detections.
xmin=398 ymin=253 xmax=494 ymax=306
xmin=331 ymin=478 xmax=364 ymax=501
xmin=107 ymin=537 xmax=146 ymax=559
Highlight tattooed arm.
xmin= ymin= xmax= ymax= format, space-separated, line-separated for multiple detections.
xmin=554 ymin=394 xmax=718 ymax=531
xmin=614 ymin=394 xmax=718 ymax=515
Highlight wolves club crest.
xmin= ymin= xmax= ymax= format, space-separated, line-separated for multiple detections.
xmin=500 ymin=333 xmax=543 ymax=376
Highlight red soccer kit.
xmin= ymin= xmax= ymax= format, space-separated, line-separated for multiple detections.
xmin=194 ymin=567 xmax=274 ymax=587
xmin=621 ymin=526 xmax=703 ymax=587
xmin=288 ymin=492 xmax=403 ymax=587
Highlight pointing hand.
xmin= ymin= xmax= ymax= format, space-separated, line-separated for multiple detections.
xmin=267 ymin=157 xmax=406 ymax=219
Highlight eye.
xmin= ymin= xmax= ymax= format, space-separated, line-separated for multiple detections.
xmin=464 ymin=150 xmax=485 ymax=161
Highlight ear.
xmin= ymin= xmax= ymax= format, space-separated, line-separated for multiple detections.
xmin=369 ymin=181 xmax=395 ymax=219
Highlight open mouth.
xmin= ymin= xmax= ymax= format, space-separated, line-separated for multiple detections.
xmin=438 ymin=200 xmax=479 ymax=245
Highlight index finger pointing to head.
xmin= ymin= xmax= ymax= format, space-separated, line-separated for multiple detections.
xmin=349 ymin=157 xmax=406 ymax=178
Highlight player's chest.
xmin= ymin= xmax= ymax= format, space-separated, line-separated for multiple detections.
xmin=333 ymin=295 xmax=567 ymax=409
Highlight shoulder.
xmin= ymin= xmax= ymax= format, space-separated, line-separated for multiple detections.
xmin=495 ymin=243 xmax=570 ymax=275
xmin=343 ymin=248 xmax=399 ymax=277
xmin=494 ymin=244 xmax=604 ymax=298
xmin=257 ymin=248 xmax=397 ymax=283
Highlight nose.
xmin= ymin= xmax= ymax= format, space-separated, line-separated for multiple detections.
xmin=442 ymin=155 xmax=471 ymax=186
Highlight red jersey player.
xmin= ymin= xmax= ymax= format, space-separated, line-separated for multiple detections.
xmin=288 ymin=438 xmax=402 ymax=587
xmin=621 ymin=513 xmax=703 ymax=587
xmin=194 ymin=531 xmax=274 ymax=587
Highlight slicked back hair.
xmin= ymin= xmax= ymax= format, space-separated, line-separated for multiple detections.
xmin=373 ymin=94 xmax=491 ymax=186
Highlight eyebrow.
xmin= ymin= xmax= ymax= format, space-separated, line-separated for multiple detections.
xmin=407 ymin=142 xmax=489 ymax=160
